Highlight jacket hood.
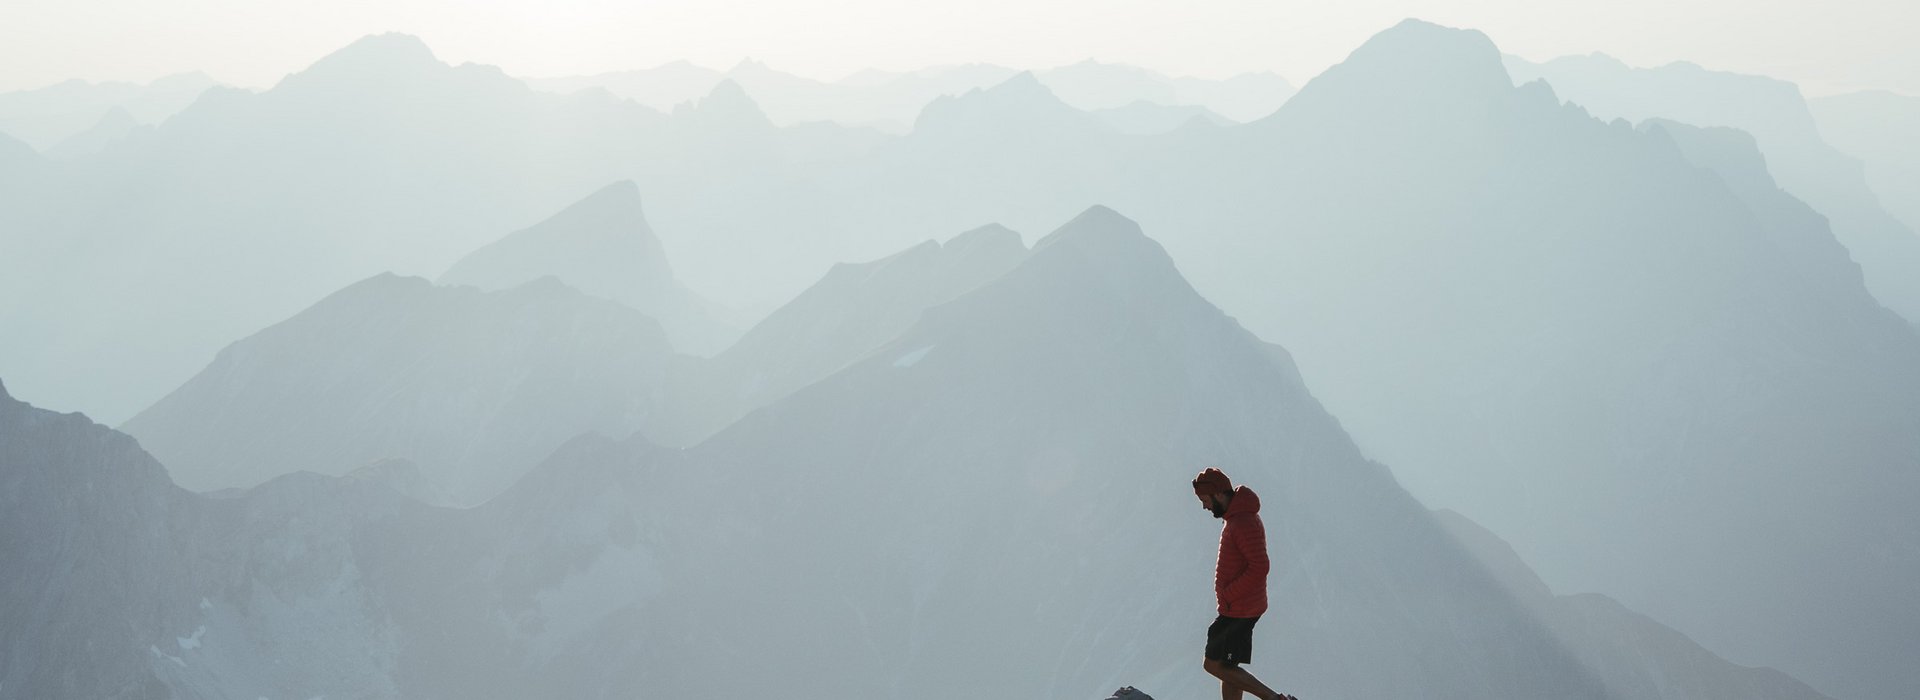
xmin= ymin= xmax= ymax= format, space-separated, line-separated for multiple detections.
xmin=1226 ymin=485 xmax=1261 ymax=517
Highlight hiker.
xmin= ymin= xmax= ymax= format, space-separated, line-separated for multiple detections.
xmin=1194 ymin=467 xmax=1297 ymax=700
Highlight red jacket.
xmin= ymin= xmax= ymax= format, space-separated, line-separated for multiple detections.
xmin=1214 ymin=485 xmax=1270 ymax=617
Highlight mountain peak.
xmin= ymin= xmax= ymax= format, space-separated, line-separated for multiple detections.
xmin=1581 ymin=51 xmax=1631 ymax=69
xmin=438 ymin=179 xmax=679 ymax=310
xmin=1274 ymin=18 xmax=1511 ymax=124
xmin=574 ymin=179 xmax=644 ymax=211
xmin=1045 ymin=204 xmax=1133 ymax=236
xmin=675 ymin=78 xmax=772 ymax=127
xmin=1363 ymin=18 xmax=1502 ymax=61
xmin=727 ymin=57 xmax=784 ymax=79
xmin=1032 ymin=205 xmax=1143 ymax=251
xmin=944 ymin=223 xmax=1023 ymax=255
xmin=912 ymin=71 xmax=1099 ymax=136
xmin=462 ymin=179 xmax=656 ymax=263
xmin=991 ymin=70 xmax=1049 ymax=95
xmin=304 ymin=33 xmax=441 ymax=75
xmin=703 ymin=78 xmax=753 ymax=103
xmin=1018 ymin=205 xmax=1189 ymax=293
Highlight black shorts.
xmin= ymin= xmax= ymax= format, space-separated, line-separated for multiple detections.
xmin=1205 ymin=615 xmax=1260 ymax=665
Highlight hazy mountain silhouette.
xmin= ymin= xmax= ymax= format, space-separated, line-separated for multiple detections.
xmin=0 ymin=32 xmax=873 ymax=423
xmin=43 ymin=105 xmax=144 ymax=159
xmin=653 ymin=223 xmax=1029 ymax=444
xmin=1162 ymin=70 xmax=1297 ymax=122
xmin=438 ymin=180 xmax=739 ymax=355
xmin=1430 ymin=510 xmax=1829 ymax=700
xmin=0 ymin=208 xmax=1835 ymax=699
xmin=912 ymin=71 xmax=1110 ymax=138
xmin=1035 ymin=59 xmax=1294 ymax=120
xmin=1091 ymin=100 xmax=1233 ymax=134
xmin=820 ymin=63 xmax=1026 ymax=130
xmin=527 ymin=59 xmax=726 ymax=110
xmin=846 ymin=71 xmax=1136 ymax=246
xmin=1507 ymin=53 xmax=1920 ymax=324
xmin=1812 ymin=90 xmax=1920 ymax=236
xmin=0 ymin=33 xmax=651 ymax=423
xmin=1034 ymin=59 xmax=1185 ymax=109
xmin=532 ymin=58 xmax=1288 ymax=132
xmin=120 ymin=273 xmax=677 ymax=504
xmin=670 ymin=77 xmax=776 ymax=133
xmin=532 ymin=59 xmax=1012 ymax=132
xmin=0 ymin=128 xmax=39 ymax=176
xmin=0 ymin=72 xmax=216 ymax=151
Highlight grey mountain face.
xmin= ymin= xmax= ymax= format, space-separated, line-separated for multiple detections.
xmin=3 ymin=377 xmax=681 ymax=699
xmin=1812 ymin=90 xmax=1920 ymax=235
xmin=438 ymin=179 xmax=740 ymax=356
xmin=119 ymin=273 xmax=676 ymax=504
xmin=1506 ymin=53 xmax=1920 ymax=325
xmin=1429 ymin=510 xmax=1828 ymax=700
xmin=0 ymin=72 xmax=216 ymax=151
xmin=0 ymin=209 xmax=1832 ymax=700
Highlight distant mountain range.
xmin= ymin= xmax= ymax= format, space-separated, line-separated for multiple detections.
xmin=0 ymin=72 xmax=217 ymax=151
xmin=1506 ymin=53 xmax=1920 ymax=325
xmin=526 ymin=58 xmax=1292 ymax=131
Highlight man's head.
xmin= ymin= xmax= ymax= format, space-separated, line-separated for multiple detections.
xmin=1193 ymin=467 xmax=1233 ymax=519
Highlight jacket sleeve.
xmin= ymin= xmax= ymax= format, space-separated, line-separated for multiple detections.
xmin=1220 ymin=514 xmax=1270 ymax=603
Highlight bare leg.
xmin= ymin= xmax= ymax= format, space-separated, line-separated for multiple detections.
xmin=1204 ymin=658 xmax=1290 ymax=700
xmin=1221 ymin=679 xmax=1242 ymax=700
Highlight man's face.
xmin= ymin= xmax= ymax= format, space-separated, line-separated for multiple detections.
xmin=1198 ymin=492 xmax=1227 ymax=519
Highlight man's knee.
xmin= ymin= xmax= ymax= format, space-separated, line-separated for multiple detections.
xmin=1203 ymin=657 xmax=1233 ymax=677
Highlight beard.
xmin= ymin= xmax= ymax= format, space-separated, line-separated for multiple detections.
xmin=1209 ymin=500 xmax=1227 ymax=519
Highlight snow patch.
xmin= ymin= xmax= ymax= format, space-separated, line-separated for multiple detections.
xmin=149 ymin=644 xmax=186 ymax=668
xmin=893 ymin=345 xmax=935 ymax=368
xmin=177 ymin=625 xmax=206 ymax=651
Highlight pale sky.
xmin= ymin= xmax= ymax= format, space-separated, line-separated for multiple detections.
xmin=1 ymin=0 xmax=1914 ymax=96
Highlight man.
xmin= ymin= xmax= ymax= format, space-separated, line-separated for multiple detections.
xmin=1194 ymin=467 xmax=1297 ymax=700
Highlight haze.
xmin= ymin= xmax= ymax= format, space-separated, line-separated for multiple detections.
xmin=2 ymin=0 xmax=1916 ymax=96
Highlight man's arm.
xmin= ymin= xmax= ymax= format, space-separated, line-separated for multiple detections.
xmin=1220 ymin=514 xmax=1270 ymax=603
